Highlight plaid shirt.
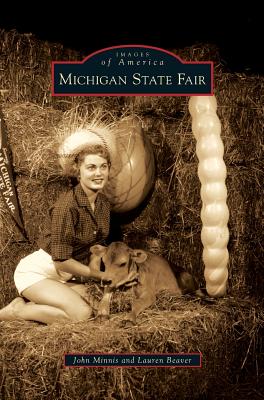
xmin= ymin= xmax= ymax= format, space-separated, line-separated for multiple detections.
xmin=38 ymin=183 xmax=110 ymax=264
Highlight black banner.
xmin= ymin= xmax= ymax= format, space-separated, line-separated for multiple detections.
xmin=52 ymin=45 xmax=213 ymax=96
xmin=0 ymin=109 xmax=26 ymax=237
xmin=64 ymin=353 xmax=202 ymax=368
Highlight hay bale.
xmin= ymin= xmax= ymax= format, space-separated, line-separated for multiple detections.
xmin=0 ymin=242 xmax=36 ymax=307
xmin=0 ymin=297 xmax=263 ymax=400
xmin=0 ymin=29 xmax=81 ymax=107
xmin=2 ymin=103 xmax=63 ymax=179
xmin=217 ymin=74 xmax=264 ymax=165
xmin=0 ymin=29 xmax=134 ymax=113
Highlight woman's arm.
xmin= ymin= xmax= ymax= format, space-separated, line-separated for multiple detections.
xmin=55 ymin=258 xmax=106 ymax=281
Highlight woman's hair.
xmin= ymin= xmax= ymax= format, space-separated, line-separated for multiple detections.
xmin=72 ymin=144 xmax=111 ymax=177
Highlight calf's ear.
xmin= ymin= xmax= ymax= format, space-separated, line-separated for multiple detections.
xmin=131 ymin=250 xmax=148 ymax=263
xmin=90 ymin=244 xmax=107 ymax=256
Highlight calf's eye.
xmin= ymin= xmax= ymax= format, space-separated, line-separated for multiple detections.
xmin=120 ymin=262 xmax=127 ymax=267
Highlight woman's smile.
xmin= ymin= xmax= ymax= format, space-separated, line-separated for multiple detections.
xmin=79 ymin=154 xmax=110 ymax=192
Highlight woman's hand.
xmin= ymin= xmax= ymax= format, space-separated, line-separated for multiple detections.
xmin=55 ymin=258 xmax=108 ymax=281
xmin=88 ymin=268 xmax=112 ymax=283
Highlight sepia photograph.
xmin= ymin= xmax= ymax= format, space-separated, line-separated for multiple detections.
xmin=0 ymin=6 xmax=263 ymax=400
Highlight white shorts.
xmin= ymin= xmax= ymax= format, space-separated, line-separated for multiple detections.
xmin=14 ymin=249 xmax=73 ymax=295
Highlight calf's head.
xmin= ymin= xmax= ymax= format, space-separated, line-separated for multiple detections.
xmin=90 ymin=242 xmax=147 ymax=288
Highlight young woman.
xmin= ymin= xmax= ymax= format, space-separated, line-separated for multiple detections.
xmin=0 ymin=144 xmax=113 ymax=324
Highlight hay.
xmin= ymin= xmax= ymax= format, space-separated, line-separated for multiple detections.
xmin=2 ymin=103 xmax=63 ymax=179
xmin=0 ymin=29 xmax=139 ymax=115
xmin=0 ymin=29 xmax=81 ymax=107
xmin=0 ymin=296 xmax=263 ymax=400
xmin=217 ymin=75 xmax=264 ymax=165
xmin=0 ymin=242 xmax=36 ymax=307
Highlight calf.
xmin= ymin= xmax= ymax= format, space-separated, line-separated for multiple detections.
xmin=90 ymin=241 xmax=200 ymax=324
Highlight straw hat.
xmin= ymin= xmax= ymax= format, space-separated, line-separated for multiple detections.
xmin=58 ymin=127 xmax=117 ymax=176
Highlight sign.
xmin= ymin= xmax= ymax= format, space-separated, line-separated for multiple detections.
xmin=52 ymin=45 xmax=213 ymax=96
xmin=64 ymin=352 xmax=202 ymax=368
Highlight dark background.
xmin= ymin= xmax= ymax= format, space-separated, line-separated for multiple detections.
xmin=0 ymin=6 xmax=262 ymax=74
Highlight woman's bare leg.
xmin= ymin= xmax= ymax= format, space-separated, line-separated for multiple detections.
xmin=65 ymin=281 xmax=100 ymax=311
xmin=65 ymin=282 xmax=88 ymax=297
xmin=0 ymin=297 xmax=26 ymax=320
xmin=0 ymin=279 xmax=92 ymax=324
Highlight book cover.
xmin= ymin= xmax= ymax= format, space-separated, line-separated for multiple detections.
xmin=0 ymin=9 xmax=263 ymax=400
